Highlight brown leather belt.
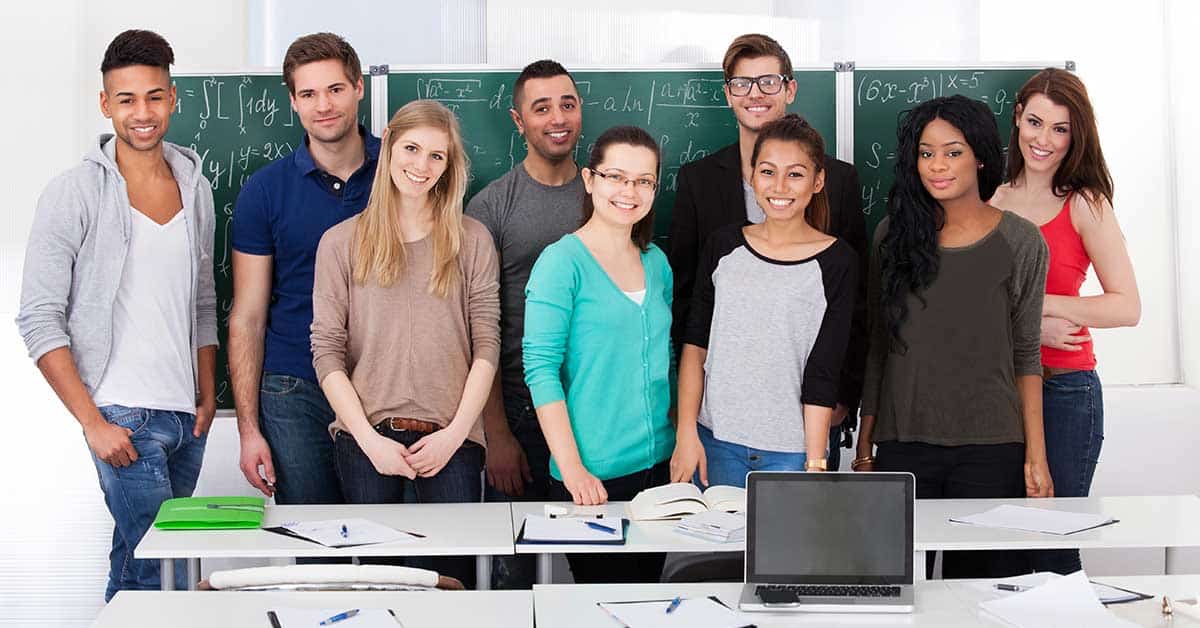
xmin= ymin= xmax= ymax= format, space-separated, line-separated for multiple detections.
xmin=383 ymin=417 xmax=440 ymax=433
xmin=1043 ymin=366 xmax=1081 ymax=380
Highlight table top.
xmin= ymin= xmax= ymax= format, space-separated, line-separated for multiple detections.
xmin=533 ymin=575 xmax=1200 ymax=627
xmin=135 ymin=502 xmax=515 ymax=559
xmin=93 ymin=590 xmax=533 ymax=628
xmin=512 ymin=495 xmax=1200 ymax=554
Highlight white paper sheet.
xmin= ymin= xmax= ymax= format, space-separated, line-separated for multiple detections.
xmin=269 ymin=608 xmax=399 ymax=627
xmin=978 ymin=571 xmax=1139 ymax=627
xmin=522 ymin=514 xmax=622 ymax=543
xmin=950 ymin=504 xmax=1117 ymax=535
xmin=276 ymin=518 xmax=417 ymax=547
xmin=966 ymin=572 xmax=1149 ymax=604
xmin=598 ymin=597 xmax=750 ymax=628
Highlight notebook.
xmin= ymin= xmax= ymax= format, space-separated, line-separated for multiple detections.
xmin=516 ymin=514 xmax=628 ymax=544
xmin=267 ymin=608 xmax=400 ymax=627
xmin=949 ymin=504 xmax=1119 ymax=535
xmin=152 ymin=496 xmax=265 ymax=530
xmin=263 ymin=518 xmax=418 ymax=548
xmin=598 ymin=596 xmax=752 ymax=628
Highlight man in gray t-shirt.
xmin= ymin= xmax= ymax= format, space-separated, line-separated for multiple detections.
xmin=465 ymin=59 xmax=585 ymax=590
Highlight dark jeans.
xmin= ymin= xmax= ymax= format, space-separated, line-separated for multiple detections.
xmin=876 ymin=441 xmax=1029 ymax=579
xmin=258 ymin=372 xmax=344 ymax=505
xmin=1030 ymin=370 xmax=1104 ymax=575
xmin=91 ymin=406 xmax=207 ymax=601
xmin=549 ymin=460 xmax=670 ymax=584
xmin=334 ymin=421 xmax=484 ymax=588
xmin=484 ymin=398 xmax=552 ymax=589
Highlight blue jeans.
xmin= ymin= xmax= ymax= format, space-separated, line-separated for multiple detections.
xmin=1031 ymin=370 xmax=1104 ymax=574
xmin=334 ymin=421 xmax=484 ymax=588
xmin=258 ymin=372 xmax=344 ymax=505
xmin=90 ymin=405 xmax=207 ymax=601
xmin=483 ymin=397 xmax=552 ymax=589
xmin=696 ymin=424 xmax=810 ymax=488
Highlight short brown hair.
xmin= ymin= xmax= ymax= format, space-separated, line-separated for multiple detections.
xmin=722 ymin=33 xmax=793 ymax=81
xmin=282 ymin=32 xmax=362 ymax=94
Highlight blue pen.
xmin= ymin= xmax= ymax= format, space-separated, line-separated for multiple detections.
xmin=340 ymin=524 xmax=349 ymax=539
xmin=665 ymin=597 xmax=682 ymax=614
xmin=319 ymin=608 xmax=360 ymax=625
xmin=585 ymin=520 xmax=617 ymax=534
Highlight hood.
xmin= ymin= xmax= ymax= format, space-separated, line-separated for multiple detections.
xmin=84 ymin=133 xmax=205 ymax=189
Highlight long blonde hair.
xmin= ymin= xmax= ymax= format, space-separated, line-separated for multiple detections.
xmin=353 ymin=100 xmax=470 ymax=298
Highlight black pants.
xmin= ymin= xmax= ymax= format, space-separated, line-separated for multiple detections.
xmin=549 ymin=460 xmax=670 ymax=584
xmin=876 ymin=441 xmax=1030 ymax=579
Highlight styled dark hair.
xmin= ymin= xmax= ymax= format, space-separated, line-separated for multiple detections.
xmin=750 ymin=113 xmax=830 ymax=233
xmin=722 ymin=33 xmax=793 ymax=81
xmin=1006 ymin=68 xmax=1113 ymax=214
xmin=581 ymin=126 xmax=661 ymax=251
xmin=512 ymin=59 xmax=576 ymax=110
xmin=880 ymin=95 xmax=1004 ymax=353
xmin=101 ymin=30 xmax=174 ymax=74
xmin=282 ymin=32 xmax=363 ymax=94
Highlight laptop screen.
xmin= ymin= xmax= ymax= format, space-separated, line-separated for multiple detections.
xmin=746 ymin=472 xmax=914 ymax=585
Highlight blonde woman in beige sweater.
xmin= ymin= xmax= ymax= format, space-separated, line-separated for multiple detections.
xmin=310 ymin=100 xmax=500 ymax=587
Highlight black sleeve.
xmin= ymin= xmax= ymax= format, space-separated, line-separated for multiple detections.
xmin=681 ymin=227 xmax=737 ymax=350
xmin=668 ymin=163 xmax=701 ymax=347
xmin=831 ymin=161 xmax=868 ymax=419
xmin=801 ymin=242 xmax=859 ymax=408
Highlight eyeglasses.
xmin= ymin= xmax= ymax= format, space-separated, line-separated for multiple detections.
xmin=725 ymin=73 xmax=792 ymax=97
xmin=590 ymin=170 xmax=658 ymax=192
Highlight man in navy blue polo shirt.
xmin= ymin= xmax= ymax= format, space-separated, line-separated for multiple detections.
xmin=228 ymin=32 xmax=378 ymax=504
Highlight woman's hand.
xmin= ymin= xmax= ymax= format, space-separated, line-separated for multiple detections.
xmin=1024 ymin=457 xmax=1055 ymax=498
xmin=560 ymin=463 xmax=608 ymax=505
xmin=362 ymin=434 xmax=417 ymax=479
xmin=669 ymin=427 xmax=708 ymax=486
xmin=1041 ymin=316 xmax=1090 ymax=351
xmin=408 ymin=427 xmax=469 ymax=478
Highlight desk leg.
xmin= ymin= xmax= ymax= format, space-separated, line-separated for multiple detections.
xmin=187 ymin=558 xmax=200 ymax=591
xmin=161 ymin=559 xmax=175 ymax=591
xmin=476 ymin=555 xmax=491 ymax=590
xmin=1166 ymin=547 xmax=1179 ymax=575
xmin=537 ymin=554 xmax=553 ymax=584
xmin=913 ymin=551 xmax=926 ymax=581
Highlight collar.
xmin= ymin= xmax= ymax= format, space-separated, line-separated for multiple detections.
xmin=294 ymin=124 xmax=380 ymax=176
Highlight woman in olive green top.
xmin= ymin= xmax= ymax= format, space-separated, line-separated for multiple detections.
xmin=523 ymin=126 xmax=675 ymax=583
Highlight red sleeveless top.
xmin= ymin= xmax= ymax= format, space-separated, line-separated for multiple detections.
xmin=1040 ymin=197 xmax=1096 ymax=369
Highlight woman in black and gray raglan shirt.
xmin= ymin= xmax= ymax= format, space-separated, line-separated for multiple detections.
xmin=855 ymin=96 xmax=1054 ymax=580
xmin=671 ymin=115 xmax=857 ymax=488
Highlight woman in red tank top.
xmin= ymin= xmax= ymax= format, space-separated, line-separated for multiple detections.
xmin=990 ymin=68 xmax=1140 ymax=575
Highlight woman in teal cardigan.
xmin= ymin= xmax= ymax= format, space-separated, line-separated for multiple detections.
xmin=523 ymin=125 xmax=675 ymax=583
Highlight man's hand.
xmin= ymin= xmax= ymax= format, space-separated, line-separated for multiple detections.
xmin=194 ymin=399 xmax=216 ymax=438
xmin=485 ymin=429 xmax=531 ymax=496
xmin=85 ymin=420 xmax=138 ymax=467
xmin=239 ymin=430 xmax=277 ymax=497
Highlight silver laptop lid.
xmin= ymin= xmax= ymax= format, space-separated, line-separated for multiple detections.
xmin=745 ymin=471 xmax=914 ymax=586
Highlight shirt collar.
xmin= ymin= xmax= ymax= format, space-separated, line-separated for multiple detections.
xmin=294 ymin=124 xmax=380 ymax=176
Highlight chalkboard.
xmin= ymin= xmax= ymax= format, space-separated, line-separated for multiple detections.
xmin=853 ymin=68 xmax=1041 ymax=239
xmin=166 ymin=74 xmax=371 ymax=409
xmin=387 ymin=69 xmax=838 ymax=237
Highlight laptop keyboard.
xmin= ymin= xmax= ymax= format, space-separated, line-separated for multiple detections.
xmin=757 ymin=584 xmax=903 ymax=599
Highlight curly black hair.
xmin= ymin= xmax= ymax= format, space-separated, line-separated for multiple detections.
xmin=879 ymin=95 xmax=1004 ymax=353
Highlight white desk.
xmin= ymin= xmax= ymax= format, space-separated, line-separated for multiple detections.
xmin=515 ymin=495 xmax=1200 ymax=583
xmin=135 ymin=503 xmax=515 ymax=591
xmin=94 ymin=590 xmax=532 ymax=628
xmin=533 ymin=576 xmax=1200 ymax=627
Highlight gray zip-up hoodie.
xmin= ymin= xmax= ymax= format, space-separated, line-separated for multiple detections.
xmin=16 ymin=134 xmax=218 ymax=395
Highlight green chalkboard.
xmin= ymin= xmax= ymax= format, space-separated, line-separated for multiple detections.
xmin=386 ymin=69 xmax=837 ymax=238
xmin=853 ymin=68 xmax=1041 ymax=239
xmin=165 ymin=74 xmax=371 ymax=409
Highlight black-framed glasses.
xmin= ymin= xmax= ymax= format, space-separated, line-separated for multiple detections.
xmin=725 ymin=73 xmax=792 ymax=96
xmin=590 ymin=169 xmax=658 ymax=192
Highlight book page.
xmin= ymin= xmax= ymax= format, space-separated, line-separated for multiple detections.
xmin=630 ymin=483 xmax=706 ymax=520
xmin=700 ymin=485 xmax=747 ymax=513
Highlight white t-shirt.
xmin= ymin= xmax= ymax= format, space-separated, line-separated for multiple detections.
xmin=92 ymin=208 xmax=195 ymax=413
xmin=623 ymin=288 xmax=646 ymax=305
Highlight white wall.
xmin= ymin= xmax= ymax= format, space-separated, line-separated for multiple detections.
xmin=2 ymin=2 xmax=1198 ymax=624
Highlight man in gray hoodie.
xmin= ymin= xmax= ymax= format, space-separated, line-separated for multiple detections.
xmin=15 ymin=30 xmax=217 ymax=600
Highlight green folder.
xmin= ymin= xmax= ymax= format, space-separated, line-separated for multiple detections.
xmin=153 ymin=496 xmax=266 ymax=530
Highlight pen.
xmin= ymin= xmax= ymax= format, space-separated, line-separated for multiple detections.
xmin=585 ymin=520 xmax=617 ymax=534
xmin=994 ymin=583 xmax=1028 ymax=592
xmin=665 ymin=597 xmax=682 ymax=614
xmin=340 ymin=524 xmax=349 ymax=539
xmin=319 ymin=608 xmax=360 ymax=625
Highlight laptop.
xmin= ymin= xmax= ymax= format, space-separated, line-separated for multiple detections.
xmin=738 ymin=471 xmax=916 ymax=613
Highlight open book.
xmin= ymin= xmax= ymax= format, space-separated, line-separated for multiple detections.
xmin=627 ymin=483 xmax=746 ymax=521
